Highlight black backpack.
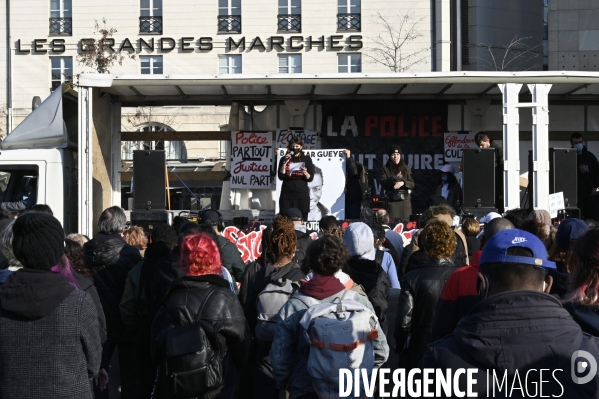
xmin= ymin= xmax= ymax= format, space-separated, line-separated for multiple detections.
xmin=343 ymin=249 xmax=391 ymax=335
xmin=158 ymin=284 xmax=224 ymax=398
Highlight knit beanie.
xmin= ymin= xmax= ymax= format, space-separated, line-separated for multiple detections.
xmin=12 ymin=213 xmax=65 ymax=270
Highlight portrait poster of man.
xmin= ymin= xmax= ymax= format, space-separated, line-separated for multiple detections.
xmin=275 ymin=148 xmax=346 ymax=221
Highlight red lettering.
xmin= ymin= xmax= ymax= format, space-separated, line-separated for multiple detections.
xmin=432 ymin=116 xmax=442 ymax=136
xmin=365 ymin=116 xmax=378 ymax=137
xmin=235 ymin=132 xmax=268 ymax=145
xmin=223 ymin=225 xmax=266 ymax=263
xmin=380 ymin=116 xmax=396 ymax=137
xmin=398 ymin=116 xmax=408 ymax=137
xmin=419 ymin=116 xmax=430 ymax=137
xmin=233 ymin=160 xmax=269 ymax=174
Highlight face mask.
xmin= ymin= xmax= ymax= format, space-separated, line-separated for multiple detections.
xmin=441 ymin=176 xmax=448 ymax=182
xmin=574 ymin=143 xmax=584 ymax=152
xmin=291 ymin=148 xmax=301 ymax=155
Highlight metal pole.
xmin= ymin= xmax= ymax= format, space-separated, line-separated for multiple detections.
xmin=529 ymin=83 xmax=552 ymax=211
xmin=78 ymin=87 xmax=93 ymax=237
xmin=499 ymin=83 xmax=522 ymax=211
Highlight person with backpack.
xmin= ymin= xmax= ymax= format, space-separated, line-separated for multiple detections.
xmin=243 ymin=215 xmax=305 ymax=399
xmin=270 ymin=234 xmax=389 ymax=399
xmin=151 ymin=233 xmax=250 ymax=399
xmin=395 ymin=220 xmax=458 ymax=370
xmin=342 ymin=222 xmax=392 ymax=334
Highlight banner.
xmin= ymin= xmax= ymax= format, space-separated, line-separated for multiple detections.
xmin=275 ymin=148 xmax=346 ymax=221
xmin=230 ymin=131 xmax=273 ymax=189
xmin=444 ymin=133 xmax=477 ymax=162
xmin=276 ymin=128 xmax=318 ymax=149
xmin=321 ymin=101 xmax=448 ymax=213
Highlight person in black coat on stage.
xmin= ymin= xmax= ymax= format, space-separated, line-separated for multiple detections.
xmin=277 ymin=137 xmax=315 ymax=222
xmin=344 ymin=149 xmax=364 ymax=220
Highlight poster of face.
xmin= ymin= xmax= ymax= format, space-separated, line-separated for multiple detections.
xmin=275 ymin=148 xmax=346 ymax=222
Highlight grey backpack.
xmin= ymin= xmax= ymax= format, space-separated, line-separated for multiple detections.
xmin=255 ymin=278 xmax=299 ymax=341
xmin=295 ymin=290 xmax=381 ymax=399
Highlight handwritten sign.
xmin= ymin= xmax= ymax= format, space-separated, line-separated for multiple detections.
xmin=230 ymin=131 xmax=273 ymax=189
xmin=548 ymin=192 xmax=565 ymax=218
xmin=444 ymin=133 xmax=478 ymax=162
xmin=276 ymin=129 xmax=318 ymax=149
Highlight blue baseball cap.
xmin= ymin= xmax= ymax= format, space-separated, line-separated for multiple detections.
xmin=556 ymin=218 xmax=588 ymax=250
xmin=480 ymin=229 xmax=556 ymax=270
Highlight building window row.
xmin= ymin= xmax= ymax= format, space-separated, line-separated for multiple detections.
xmin=49 ymin=53 xmax=361 ymax=89
xmin=47 ymin=0 xmax=361 ymax=36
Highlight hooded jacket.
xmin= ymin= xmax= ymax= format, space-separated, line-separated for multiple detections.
xmin=151 ymin=274 xmax=251 ymax=399
xmin=217 ymin=235 xmax=246 ymax=282
xmin=564 ymin=302 xmax=599 ymax=338
xmin=422 ymin=291 xmax=599 ymax=398
xmin=83 ymin=232 xmax=142 ymax=342
xmin=0 ymin=269 xmax=102 ymax=399
xmin=395 ymin=257 xmax=457 ymax=370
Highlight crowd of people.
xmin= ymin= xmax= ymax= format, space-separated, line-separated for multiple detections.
xmin=3 ymin=198 xmax=599 ymax=398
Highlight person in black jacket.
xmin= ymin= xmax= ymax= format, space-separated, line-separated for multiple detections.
xmin=200 ymin=210 xmax=246 ymax=282
xmin=284 ymin=207 xmax=312 ymax=266
xmin=83 ymin=206 xmax=142 ymax=399
xmin=151 ymin=233 xmax=251 ymax=399
xmin=243 ymin=215 xmax=304 ymax=399
xmin=571 ymin=132 xmax=599 ymax=219
xmin=395 ymin=220 xmax=458 ymax=370
xmin=564 ymin=227 xmax=599 ymax=336
xmin=421 ymin=229 xmax=599 ymax=397
xmin=277 ymin=137 xmax=315 ymax=221
xmin=436 ymin=164 xmax=462 ymax=213
xmin=344 ymin=149 xmax=364 ymax=220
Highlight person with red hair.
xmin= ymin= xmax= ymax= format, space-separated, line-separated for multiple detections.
xmin=151 ymin=233 xmax=251 ymax=398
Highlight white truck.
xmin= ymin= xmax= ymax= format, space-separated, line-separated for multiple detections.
xmin=0 ymin=86 xmax=78 ymax=233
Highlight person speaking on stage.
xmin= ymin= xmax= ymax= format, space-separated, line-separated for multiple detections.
xmin=380 ymin=145 xmax=415 ymax=220
xmin=277 ymin=137 xmax=315 ymax=221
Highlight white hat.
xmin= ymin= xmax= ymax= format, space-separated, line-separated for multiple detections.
xmin=440 ymin=164 xmax=455 ymax=174
xmin=479 ymin=212 xmax=502 ymax=224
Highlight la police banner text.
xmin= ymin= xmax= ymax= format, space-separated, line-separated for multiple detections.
xmin=230 ymin=131 xmax=273 ymax=189
xmin=275 ymin=148 xmax=346 ymax=221
xmin=321 ymin=101 xmax=447 ymax=213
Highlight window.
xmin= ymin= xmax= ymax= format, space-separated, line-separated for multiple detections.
xmin=121 ymin=124 xmax=186 ymax=161
xmin=338 ymin=54 xmax=361 ymax=73
xmin=140 ymin=55 xmax=163 ymax=74
xmin=140 ymin=0 xmax=162 ymax=33
xmin=218 ymin=0 xmax=242 ymax=33
xmin=278 ymin=0 xmax=301 ymax=32
xmin=337 ymin=0 xmax=360 ymax=31
xmin=219 ymin=55 xmax=242 ymax=74
xmin=279 ymin=54 xmax=302 ymax=73
xmin=50 ymin=0 xmax=72 ymax=35
xmin=51 ymin=57 xmax=73 ymax=90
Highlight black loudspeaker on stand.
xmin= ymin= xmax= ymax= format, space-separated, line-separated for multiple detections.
xmin=527 ymin=148 xmax=577 ymax=210
xmin=132 ymin=150 xmax=169 ymax=235
xmin=462 ymin=148 xmax=496 ymax=209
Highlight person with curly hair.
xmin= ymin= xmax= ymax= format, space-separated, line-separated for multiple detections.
xmin=395 ymin=220 xmax=458 ymax=370
xmin=243 ymin=215 xmax=304 ymax=399
xmin=270 ymin=235 xmax=389 ymax=399
xmin=123 ymin=226 xmax=148 ymax=257
xmin=151 ymin=233 xmax=251 ymax=399
xmin=461 ymin=217 xmax=481 ymax=256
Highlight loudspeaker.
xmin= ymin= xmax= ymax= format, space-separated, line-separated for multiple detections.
xmin=133 ymin=150 xmax=166 ymax=210
xmin=527 ymin=149 xmax=577 ymax=209
xmin=462 ymin=148 xmax=496 ymax=208
xmin=131 ymin=210 xmax=170 ymax=237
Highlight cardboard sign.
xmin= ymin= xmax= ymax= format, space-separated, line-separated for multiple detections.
xmin=444 ymin=132 xmax=478 ymax=162
xmin=276 ymin=129 xmax=318 ymax=149
xmin=275 ymin=148 xmax=346 ymax=221
xmin=548 ymin=192 xmax=565 ymax=218
xmin=230 ymin=131 xmax=273 ymax=189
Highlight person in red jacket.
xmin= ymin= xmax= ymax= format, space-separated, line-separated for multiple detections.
xmin=430 ymin=217 xmax=514 ymax=341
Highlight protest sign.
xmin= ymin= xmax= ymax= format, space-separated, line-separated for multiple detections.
xmin=548 ymin=192 xmax=565 ymax=218
xmin=230 ymin=131 xmax=273 ymax=189
xmin=275 ymin=148 xmax=346 ymax=221
xmin=276 ymin=129 xmax=318 ymax=149
xmin=444 ymin=133 xmax=478 ymax=162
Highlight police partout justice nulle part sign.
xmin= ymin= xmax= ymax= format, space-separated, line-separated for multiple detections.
xmin=275 ymin=148 xmax=346 ymax=222
xmin=230 ymin=131 xmax=273 ymax=189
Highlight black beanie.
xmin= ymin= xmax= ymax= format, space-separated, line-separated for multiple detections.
xmin=12 ymin=213 xmax=65 ymax=270
xmin=389 ymin=145 xmax=402 ymax=155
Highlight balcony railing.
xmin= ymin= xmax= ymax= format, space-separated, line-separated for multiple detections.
xmin=49 ymin=17 xmax=72 ymax=35
xmin=140 ymin=16 xmax=162 ymax=34
xmin=218 ymin=15 xmax=242 ymax=33
xmin=278 ymin=14 xmax=301 ymax=32
xmin=337 ymin=13 xmax=361 ymax=31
